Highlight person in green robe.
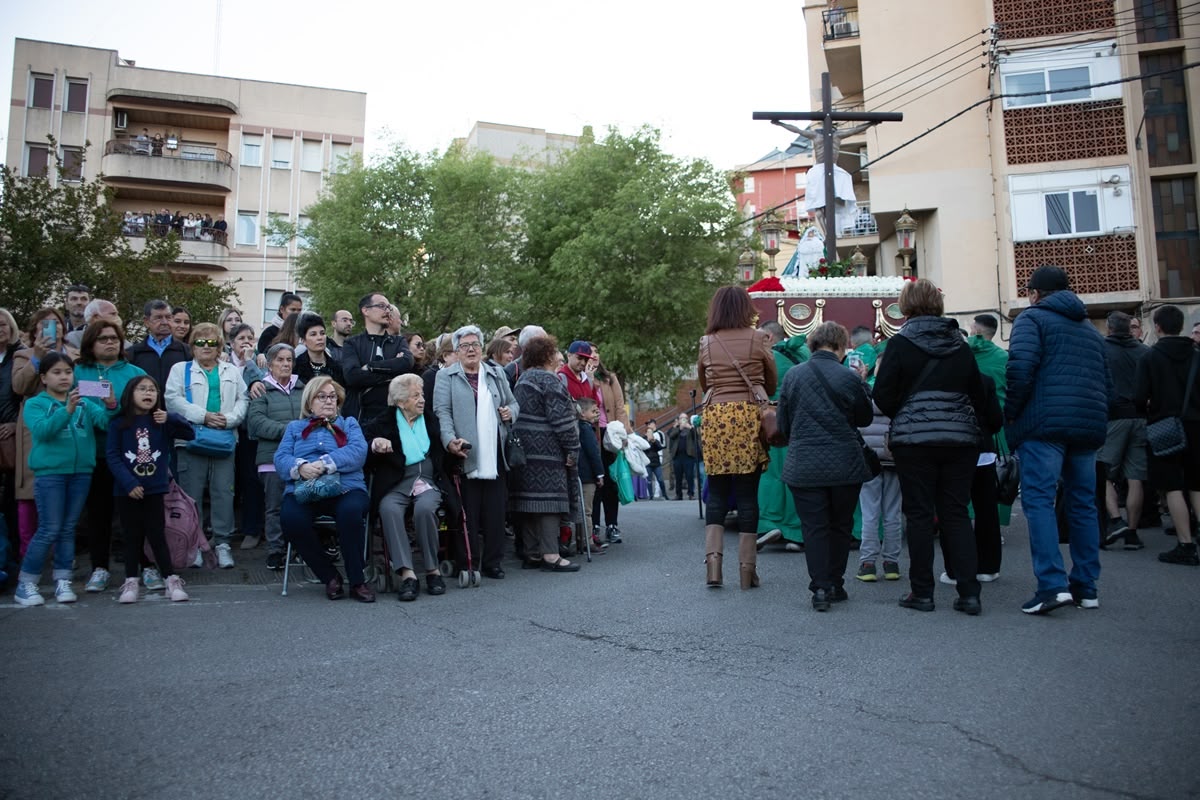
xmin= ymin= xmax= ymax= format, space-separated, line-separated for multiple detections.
xmin=969 ymin=314 xmax=1012 ymax=527
xmin=756 ymin=324 xmax=809 ymax=550
xmin=843 ymin=326 xmax=879 ymax=389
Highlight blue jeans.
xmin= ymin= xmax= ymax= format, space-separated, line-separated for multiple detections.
xmin=19 ymin=473 xmax=92 ymax=584
xmin=1018 ymin=440 xmax=1101 ymax=596
xmin=646 ymin=465 xmax=667 ymax=498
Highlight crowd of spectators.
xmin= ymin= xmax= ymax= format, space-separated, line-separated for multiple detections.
xmin=121 ymin=209 xmax=228 ymax=243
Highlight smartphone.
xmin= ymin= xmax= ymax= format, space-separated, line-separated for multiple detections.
xmin=77 ymin=380 xmax=111 ymax=398
xmin=42 ymin=319 xmax=57 ymax=341
xmin=847 ymin=351 xmax=864 ymax=371
xmin=460 ymin=441 xmax=473 ymax=451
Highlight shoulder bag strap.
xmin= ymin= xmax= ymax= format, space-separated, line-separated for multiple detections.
xmin=903 ymin=358 xmax=939 ymax=405
xmin=710 ymin=333 xmax=767 ymax=404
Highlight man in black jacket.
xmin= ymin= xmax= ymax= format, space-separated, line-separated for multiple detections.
xmin=1134 ymin=305 xmax=1200 ymax=566
xmin=340 ymin=292 xmax=416 ymax=421
xmin=128 ymin=299 xmax=191 ymax=388
xmin=1099 ymin=311 xmax=1149 ymax=551
xmin=258 ymin=293 xmax=303 ymax=354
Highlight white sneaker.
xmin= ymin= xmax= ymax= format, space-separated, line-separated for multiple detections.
xmin=54 ymin=579 xmax=77 ymax=604
xmin=216 ymin=543 xmax=235 ymax=569
xmin=118 ymin=578 xmax=139 ymax=604
xmin=976 ymin=573 xmax=1000 ymax=582
xmin=142 ymin=567 xmax=164 ymax=592
xmin=14 ymin=581 xmax=45 ymax=607
xmin=756 ymin=529 xmax=783 ymax=548
xmin=939 ymin=572 xmax=957 ymax=585
xmin=785 ymin=542 xmax=804 ymax=552
xmin=165 ymin=574 xmax=189 ymax=602
xmin=192 ymin=548 xmax=204 ymax=568
xmin=85 ymin=568 xmax=110 ymax=593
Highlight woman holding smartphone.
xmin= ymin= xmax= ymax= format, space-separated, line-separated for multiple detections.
xmin=74 ymin=320 xmax=147 ymax=594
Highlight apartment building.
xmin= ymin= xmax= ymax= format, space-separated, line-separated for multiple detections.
xmin=453 ymin=120 xmax=580 ymax=167
xmin=800 ymin=0 xmax=1200 ymax=325
xmin=6 ymin=38 xmax=366 ymax=325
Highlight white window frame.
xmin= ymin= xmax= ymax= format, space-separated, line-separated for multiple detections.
xmin=60 ymin=146 xmax=84 ymax=182
xmin=1043 ymin=190 xmax=1100 ymax=237
xmin=25 ymin=143 xmax=51 ymax=177
xmin=744 ymin=176 xmax=755 ymax=193
xmin=329 ymin=143 xmax=351 ymax=173
xmin=29 ymin=73 xmax=54 ymax=109
xmin=236 ymin=212 xmax=260 ymax=246
xmin=998 ymin=40 xmax=1122 ymax=110
xmin=271 ymin=137 xmax=292 ymax=170
xmin=301 ymin=140 xmax=323 ymax=172
xmin=65 ymin=79 xmax=88 ymax=113
xmin=1008 ymin=167 xmax=1132 ymax=242
xmin=241 ymin=134 xmax=262 ymax=168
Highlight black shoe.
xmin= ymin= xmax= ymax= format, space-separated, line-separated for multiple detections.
xmin=1101 ymin=517 xmax=1129 ymax=550
xmin=812 ymin=589 xmax=831 ymax=612
xmin=898 ymin=592 xmax=935 ymax=612
xmin=1123 ymin=530 xmax=1144 ymax=550
xmin=540 ymin=558 xmax=581 ymax=572
xmin=425 ymin=575 xmax=445 ymax=596
xmin=521 ymin=559 xmax=543 ymax=570
xmin=325 ymin=575 xmax=345 ymax=601
xmin=397 ymin=577 xmax=419 ymax=601
xmin=953 ymin=596 xmax=982 ymax=616
xmin=1158 ymin=543 xmax=1199 ymax=566
xmin=829 ymin=586 xmax=849 ymax=603
xmin=605 ymin=525 xmax=622 ymax=544
xmin=482 ymin=566 xmax=505 ymax=579
xmin=266 ymin=552 xmax=285 ymax=571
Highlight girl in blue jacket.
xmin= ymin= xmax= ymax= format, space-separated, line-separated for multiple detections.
xmin=106 ymin=376 xmax=196 ymax=603
xmin=14 ymin=353 xmax=112 ymax=607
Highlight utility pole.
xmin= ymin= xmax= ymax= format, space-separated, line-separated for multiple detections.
xmin=753 ymin=73 xmax=903 ymax=261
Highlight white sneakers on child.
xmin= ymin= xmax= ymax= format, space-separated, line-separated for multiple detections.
xmin=119 ymin=578 xmax=140 ymax=604
xmin=216 ymin=543 xmax=235 ymax=569
xmin=165 ymin=575 xmax=189 ymax=602
xmin=54 ymin=579 xmax=77 ymax=603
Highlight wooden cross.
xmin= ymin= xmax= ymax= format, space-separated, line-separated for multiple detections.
xmin=753 ymin=72 xmax=903 ymax=262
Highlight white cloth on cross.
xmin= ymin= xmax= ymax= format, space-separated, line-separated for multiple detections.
xmin=804 ymin=164 xmax=858 ymax=232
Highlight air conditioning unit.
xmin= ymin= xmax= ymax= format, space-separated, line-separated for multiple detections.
xmin=114 ymin=111 xmax=128 ymax=131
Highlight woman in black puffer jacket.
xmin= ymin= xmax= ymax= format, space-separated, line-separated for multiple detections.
xmin=874 ymin=279 xmax=991 ymax=616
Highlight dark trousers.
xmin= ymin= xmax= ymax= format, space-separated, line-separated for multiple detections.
xmin=117 ymin=493 xmax=174 ymax=580
xmin=790 ymin=484 xmax=860 ymax=593
xmin=972 ymin=462 xmax=1002 ymax=575
xmin=673 ymin=456 xmax=696 ymax=498
xmin=84 ymin=463 xmax=116 ymax=569
xmin=234 ymin=434 xmax=264 ymax=537
xmin=706 ymin=472 xmax=761 ymax=533
xmin=593 ymin=445 xmax=619 ymax=527
xmin=460 ymin=473 xmax=507 ymax=572
xmin=280 ymin=489 xmax=369 ymax=585
xmin=893 ymin=445 xmax=980 ymax=599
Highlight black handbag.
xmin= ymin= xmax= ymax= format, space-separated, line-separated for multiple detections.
xmin=1146 ymin=352 xmax=1199 ymax=457
xmin=504 ymin=424 xmax=526 ymax=469
xmin=994 ymin=436 xmax=1021 ymax=505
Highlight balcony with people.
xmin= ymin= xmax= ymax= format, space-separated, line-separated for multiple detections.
xmin=101 ymin=134 xmax=235 ymax=192
xmin=118 ymin=206 xmax=230 ymax=269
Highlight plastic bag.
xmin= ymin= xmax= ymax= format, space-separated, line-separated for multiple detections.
xmin=625 ymin=445 xmax=649 ymax=477
xmin=609 ymin=451 xmax=635 ymax=505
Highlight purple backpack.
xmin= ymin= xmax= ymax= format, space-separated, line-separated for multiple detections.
xmin=145 ymin=481 xmax=215 ymax=571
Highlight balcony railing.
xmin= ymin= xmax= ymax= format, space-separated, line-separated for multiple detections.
xmin=823 ymin=7 xmax=860 ymax=41
xmin=841 ymin=207 xmax=878 ymax=237
xmin=121 ymin=221 xmax=229 ymax=247
xmin=104 ymin=138 xmax=233 ymax=166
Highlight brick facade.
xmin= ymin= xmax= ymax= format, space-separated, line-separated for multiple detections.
xmin=1004 ymin=100 xmax=1127 ymax=164
xmin=994 ymin=0 xmax=1115 ymax=40
xmin=1013 ymin=235 xmax=1139 ymax=297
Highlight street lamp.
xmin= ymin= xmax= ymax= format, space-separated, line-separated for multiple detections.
xmin=737 ymin=248 xmax=757 ymax=283
xmin=850 ymin=245 xmax=868 ymax=277
xmin=759 ymin=211 xmax=784 ymax=277
xmin=895 ymin=208 xmax=917 ymax=277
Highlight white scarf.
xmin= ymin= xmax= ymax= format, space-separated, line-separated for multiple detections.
xmin=469 ymin=368 xmax=500 ymax=480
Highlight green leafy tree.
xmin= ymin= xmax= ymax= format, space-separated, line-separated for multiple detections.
xmin=268 ymin=144 xmax=523 ymax=335
xmin=516 ymin=126 xmax=742 ymax=392
xmin=0 ymin=138 xmax=238 ymax=333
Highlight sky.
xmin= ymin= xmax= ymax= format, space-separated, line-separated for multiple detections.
xmin=1 ymin=0 xmax=812 ymax=171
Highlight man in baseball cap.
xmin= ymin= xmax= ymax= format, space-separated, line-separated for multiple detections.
xmin=494 ymin=326 xmax=519 ymax=343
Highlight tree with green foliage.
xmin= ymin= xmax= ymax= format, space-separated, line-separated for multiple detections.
xmin=267 ymin=144 xmax=523 ymax=335
xmin=515 ymin=126 xmax=742 ymax=392
xmin=0 ymin=139 xmax=239 ymax=333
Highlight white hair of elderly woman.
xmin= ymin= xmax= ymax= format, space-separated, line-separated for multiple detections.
xmin=451 ymin=324 xmax=484 ymax=350
xmin=518 ymin=325 xmax=547 ymax=347
xmin=387 ymin=373 xmax=424 ymax=406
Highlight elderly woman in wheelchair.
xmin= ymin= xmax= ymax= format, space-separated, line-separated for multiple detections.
xmin=275 ymin=376 xmax=374 ymax=602
xmin=363 ymin=373 xmax=448 ymax=602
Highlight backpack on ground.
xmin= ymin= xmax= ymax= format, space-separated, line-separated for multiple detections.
xmin=146 ymin=481 xmax=216 ymax=571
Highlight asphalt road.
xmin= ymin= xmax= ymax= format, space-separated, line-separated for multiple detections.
xmin=1 ymin=497 xmax=1197 ymax=800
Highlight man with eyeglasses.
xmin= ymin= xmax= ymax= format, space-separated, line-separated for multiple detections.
xmin=129 ymin=299 xmax=192 ymax=389
xmin=341 ymin=292 xmax=416 ymax=421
